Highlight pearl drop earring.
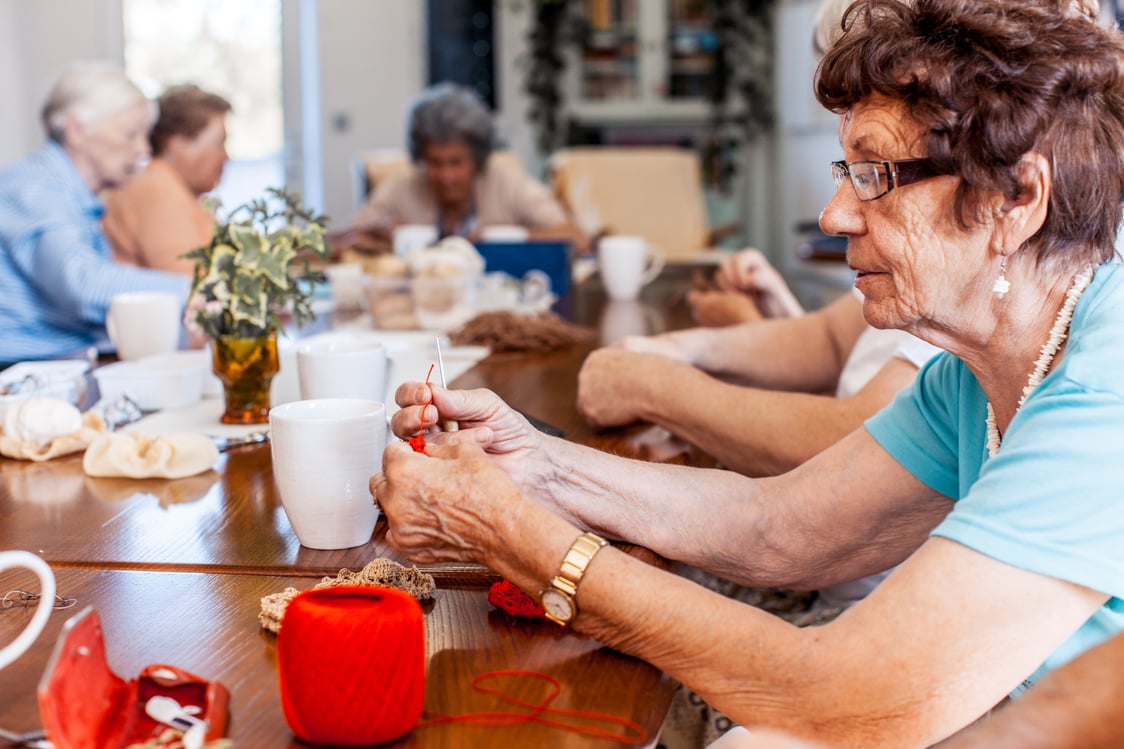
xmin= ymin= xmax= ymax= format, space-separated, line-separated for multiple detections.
xmin=993 ymin=257 xmax=1011 ymax=299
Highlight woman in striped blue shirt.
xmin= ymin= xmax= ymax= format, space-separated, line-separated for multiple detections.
xmin=0 ymin=63 xmax=188 ymax=363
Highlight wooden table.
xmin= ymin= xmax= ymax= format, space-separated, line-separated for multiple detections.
xmin=0 ymin=269 xmax=705 ymax=748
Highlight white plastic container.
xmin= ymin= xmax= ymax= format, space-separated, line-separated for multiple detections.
xmin=0 ymin=360 xmax=89 ymax=421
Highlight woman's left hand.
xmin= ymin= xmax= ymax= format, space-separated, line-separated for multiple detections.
xmin=372 ymin=439 xmax=525 ymax=565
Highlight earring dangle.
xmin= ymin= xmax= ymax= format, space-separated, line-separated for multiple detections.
xmin=993 ymin=257 xmax=1011 ymax=299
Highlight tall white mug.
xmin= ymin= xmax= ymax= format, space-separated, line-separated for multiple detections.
xmin=297 ymin=335 xmax=388 ymax=402
xmin=0 ymin=550 xmax=55 ymax=671
xmin=270 ymin=399 xmax=385 ymax=550
xmin=598 ymin=236 xmax=665 ymax=301
xmin=106 ymin=291 xmax=181 ymax=361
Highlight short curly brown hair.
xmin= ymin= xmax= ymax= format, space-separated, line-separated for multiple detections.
xmin=150 ymin=84 xmax=231 ymax=156
xmin=816 ymin=0 xmax=1124 ymax=266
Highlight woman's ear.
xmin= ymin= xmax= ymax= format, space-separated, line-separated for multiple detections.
xmin=61 ymin=114 xmax=87 ymax=151
xmin=992 ymin=152 xmax=1051 ymax=254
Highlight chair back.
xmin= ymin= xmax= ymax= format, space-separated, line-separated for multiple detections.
xmin=550 ymin=147 xmax=709 ymax=260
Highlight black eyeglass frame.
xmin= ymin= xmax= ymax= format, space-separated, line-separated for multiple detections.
xmin=830 ymin=158 xmax=944 ymax=201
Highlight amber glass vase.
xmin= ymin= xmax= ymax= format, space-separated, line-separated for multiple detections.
xmin=211 ymin=333 xmax=280 ymax=424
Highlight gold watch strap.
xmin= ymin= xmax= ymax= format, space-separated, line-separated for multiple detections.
xmin=556 ymin=531 xmax=608 ymax=592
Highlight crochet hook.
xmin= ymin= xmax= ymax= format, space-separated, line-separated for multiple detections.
xmin=435 ymin=336 xmax=459 ymax=433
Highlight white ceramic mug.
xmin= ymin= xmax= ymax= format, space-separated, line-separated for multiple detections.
xmin=297 ymin=336 xmax=388 ymax=402
xmin=598 ymin=236 xmax=665 ymax=301
xmin=270 ymin=399 xmax=385 ymax=550
xmin=105 ymin=291 xmax=182 ymax=361
xmin=0 ymin=550 xmax=55 ymax=670
xmin=392 ymin=224 xmax=438 ymax=257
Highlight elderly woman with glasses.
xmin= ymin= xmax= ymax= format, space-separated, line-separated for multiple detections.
xmin=374 ymin=1 xmax=1124 ymax=745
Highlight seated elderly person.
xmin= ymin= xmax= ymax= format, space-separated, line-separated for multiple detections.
xmin=103 ymin=84 xmax=230 ymax=275
xmin=336 ymin=82 xmax=581 ymax=249
xmin=0 ymin=64 xmax=188 ymax=363
xmin=376 ymin=2 xmax=1124 ymax=745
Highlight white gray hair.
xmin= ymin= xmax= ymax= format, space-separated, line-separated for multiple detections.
xmin=407 ymin=82 xmax=495 ymax=170
xmin=41 ymin=63 xmax=151 ymax=143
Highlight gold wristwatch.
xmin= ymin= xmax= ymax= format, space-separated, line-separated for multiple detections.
xmin=540 ymin=531 xmax=608 ymax=626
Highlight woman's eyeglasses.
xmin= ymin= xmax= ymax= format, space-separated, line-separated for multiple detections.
xmin=830 ymin=158 xmax=943 ymax=201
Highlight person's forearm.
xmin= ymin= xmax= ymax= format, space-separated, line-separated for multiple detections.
xmin=680 ymin=317 xmax=844 ymax=393
xmin=934 ymin=631 xmax=1124 ymax=749
xmin=633 ymin=366 xmax=864 ymax=476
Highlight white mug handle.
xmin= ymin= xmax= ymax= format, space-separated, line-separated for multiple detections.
xmin=0 ymin=550 xmax=55 ymax=670
xmin=640 ymin=244 xmax=666 ymax=287
xmin=105 ymin=304 xmax=119 ymax=346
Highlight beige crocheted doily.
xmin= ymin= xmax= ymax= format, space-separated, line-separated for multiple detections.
xmin=259 ymin=558 xmax=436 ymax=634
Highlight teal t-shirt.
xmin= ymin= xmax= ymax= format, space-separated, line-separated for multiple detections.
xmin=866 ymin=262 xmax=1124 ymax=690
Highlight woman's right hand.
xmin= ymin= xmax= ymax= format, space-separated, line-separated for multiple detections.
xmin=389 ymin=382 xmax=545 ymax=487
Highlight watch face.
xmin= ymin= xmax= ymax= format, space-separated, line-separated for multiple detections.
xmin=541 ymin=589 xmax=574 ymax=622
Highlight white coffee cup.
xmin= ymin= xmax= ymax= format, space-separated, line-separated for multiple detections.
xmin=0 ymin=550 xmax=55 ymax=670
xmin=598 ymin=236 xmax=665 ymax=301
xmin=393 ymin=224 xmax=438 ymax=257
xmin=269 ymin=399 xmax=385 ymax=549
xmin=297 ymin=335 xmax=388 ymax=402
xmin=106 ymin=291 xmax=181 ymax=361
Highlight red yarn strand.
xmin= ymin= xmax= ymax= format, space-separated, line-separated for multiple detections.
xmin=408 ymin=363 xmax=436 ymax=453
xmin=418 ymin=670 xmax=648 ymax=744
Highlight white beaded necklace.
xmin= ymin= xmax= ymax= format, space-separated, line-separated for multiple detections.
xmin=985 ymin=264 xmax=1095 ymax=458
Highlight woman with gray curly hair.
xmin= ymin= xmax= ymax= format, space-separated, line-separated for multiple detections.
xmin=343 ymin=82 xmax=579 ymax=248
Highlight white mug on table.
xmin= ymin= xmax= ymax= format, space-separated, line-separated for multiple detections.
xmin=597 ymin=236 xmax=665 ymax=301
xmin=270 ymin=399 xmax=385 ymax=550
xmin=0 ymin=550 xmax=55 ymax=670
xmin=296 ymin=336 xmax=388 ymax=402
xmin=106 ymin=291 xmax=181 ymax=361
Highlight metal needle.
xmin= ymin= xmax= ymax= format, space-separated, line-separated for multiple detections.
xmin=435 ymin=336 xmax=459 ymax=432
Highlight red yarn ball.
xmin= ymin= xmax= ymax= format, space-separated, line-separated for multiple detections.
xmin=277 ymin=586 xmax=425 ymax=746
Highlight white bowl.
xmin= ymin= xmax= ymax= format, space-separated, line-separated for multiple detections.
xmin=0 ymin=360 xmax=89 ymax=420
xmin=93 ymin=357 xmax=205 ymax=411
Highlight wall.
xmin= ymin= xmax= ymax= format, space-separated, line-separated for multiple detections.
xmin=312 ymin=0 xmax=424 ymax=222
xmin=0 ymin=0 xmax=124 ymax=169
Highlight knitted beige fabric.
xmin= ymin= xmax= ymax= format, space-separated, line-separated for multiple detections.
xmin=259 ymin=558 xmax=437 ymax=634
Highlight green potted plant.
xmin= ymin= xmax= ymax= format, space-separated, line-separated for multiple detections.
xmin=184 ymin=187 xmax=329 ymax=424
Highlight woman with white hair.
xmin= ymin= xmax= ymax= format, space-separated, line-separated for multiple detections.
xmin=0 ymin=63 xmax=188 ymax=363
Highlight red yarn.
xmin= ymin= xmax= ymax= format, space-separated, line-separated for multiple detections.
xmin=410 ymin=363 xmax=436 ymax=453
xmin=277 ymin=586 xmax=426 ymax=746
xmin=419 ymin=670 xmax=648 ymax=744
xmin=488 ymin=579 xmax=547 ymax=620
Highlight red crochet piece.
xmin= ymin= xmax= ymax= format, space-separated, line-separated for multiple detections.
xmin=488 ymin=580 xmax=546 ymax=620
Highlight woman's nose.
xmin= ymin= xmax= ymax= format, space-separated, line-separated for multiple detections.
xmin=819 ymin=182 xmax=864 ymax=238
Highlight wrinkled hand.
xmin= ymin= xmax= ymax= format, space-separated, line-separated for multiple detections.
xmin=390 ymin=382 xmax=544 ymax=487
xmin=687 ymin=289 xmax=763 ymax=327
xmin=372 ymin=440 xmax=523 ymax=565
xmin=714 ymin=248 xmax=804 ymax=319
xmin=577 ymin=348 xmax=669 ymax=428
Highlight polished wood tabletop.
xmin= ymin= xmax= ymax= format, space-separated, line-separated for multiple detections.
xmin=0 ymin=268 xmax=708 ymax=748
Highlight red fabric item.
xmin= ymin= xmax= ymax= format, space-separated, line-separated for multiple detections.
xmin=488 ymin=579 xmax=547 ymax=620
xmin=278 ymin=586 xmax=425 ymax=746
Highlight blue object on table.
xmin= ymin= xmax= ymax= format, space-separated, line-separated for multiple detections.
xmin=473 ymin=241 xmax=571 ymax=297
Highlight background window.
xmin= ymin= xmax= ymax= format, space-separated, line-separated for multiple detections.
xmin=122 ymin=0 xmax=284 ymax=212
